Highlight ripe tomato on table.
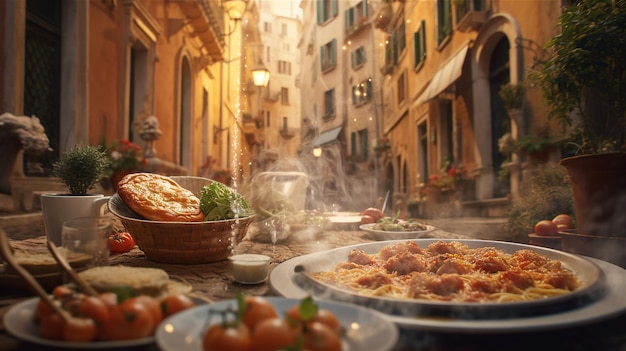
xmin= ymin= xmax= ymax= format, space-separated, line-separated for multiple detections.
xmin=108 ymin=231 xmax=135 ymax=253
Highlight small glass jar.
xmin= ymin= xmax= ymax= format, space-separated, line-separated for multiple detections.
xmin=230 ymin=254 xmax=271 ymax=284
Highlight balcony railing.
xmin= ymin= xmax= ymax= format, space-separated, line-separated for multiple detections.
xmin=454 ymin=0 xmax=487 ymax=32
xmin=280 ymin=127 xmax=298 ymax=138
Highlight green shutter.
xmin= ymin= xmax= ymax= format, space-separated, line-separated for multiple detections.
xmin=413 ymin=31 xmax=419 ymax=68
xmin=351 ymin=132 xmax=357 ymax=156
xmin=421 ymin=20 xmax=426 ymax=60
xmin=391 ymin=31 xmax=400 ymax=65
xmin=361 ymin=0 xmax=368 ymax=17
xmin=330 ymin=39 xmax=337 ymax=66
xmin=331 ymin=0 xmax=338 ymax=18
xmin=320 ymin=45 xmax=325 ymax=70
xmin=352 ymin=86 xmax=357 ymax=105
xmin=366 ymin=79 xmax=373 ymax=101
xmin=363 ymin=130 xmax=369 ymax=159
xmin=316 ymin=0 xmax=323 ymax=24
xmin=360 ymin=46 xmax=366 ymax=65
xmin=443 ymin=0 xmax=452 ymax=37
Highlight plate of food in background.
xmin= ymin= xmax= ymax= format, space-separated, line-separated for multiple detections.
xmin=360 ymin=217 xmax=435 ymax=240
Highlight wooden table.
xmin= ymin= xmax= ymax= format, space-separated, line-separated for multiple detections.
xmin=2 ymin=225 xmax=626 ymax=351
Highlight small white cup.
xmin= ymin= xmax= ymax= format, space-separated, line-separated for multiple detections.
xmin=41 ymin=194 xmax=110 ymax=246
xmin=230 ymin=254 xmax=271 ymax=284
xmin=61 ymin=217 xmax=113 ymax=268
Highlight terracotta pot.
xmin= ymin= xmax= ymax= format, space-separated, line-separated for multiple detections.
xmin=559 ymin=229 xmax=626 ymax=268
xmin=560 ymin=153 xmax=626 ymax=237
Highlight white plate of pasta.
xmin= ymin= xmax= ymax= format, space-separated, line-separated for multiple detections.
xmin=268 ymin=239 xmax=626 ymax=331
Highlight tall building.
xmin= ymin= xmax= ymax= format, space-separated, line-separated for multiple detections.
xmin=299 ymin=0 xmax=386 ymax=210
xmin=251 ymin=0 xmax=303 ymax=172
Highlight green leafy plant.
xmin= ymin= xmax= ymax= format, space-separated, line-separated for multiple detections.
xmin=498 ymin=83 xmax=526 ymax=111
xmin=516 ymin=133 xmax=553 ymax=153
xmin=107 ymin=139 xmax=144 ymax=173
xmin=53 ymin=145 xmax=110 ymax=195
xmin=200 ymin=181 xmax=254 ymax=221
xmin=529 ymin=0 xmax=626 ymax=154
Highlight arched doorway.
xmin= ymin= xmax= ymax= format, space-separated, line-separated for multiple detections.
xmin=489 ymin=37 xmax=511 ymax=197
xmin=470 ymin=14 xmax=523 ymax=200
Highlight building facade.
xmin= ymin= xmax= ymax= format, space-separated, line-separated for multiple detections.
xmin=1 ymin=0 xmax=245 ymax=179
xmin=300 ymin=0 xmax=568 ymax=215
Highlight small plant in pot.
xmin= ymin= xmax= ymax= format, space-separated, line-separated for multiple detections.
xmin=53 ymin=145 xmax=110 ymax=195
xmin=529 ymin=0 xmax=626 ymax=264
xmin=41 ymin=145 xmax=112 ymax=245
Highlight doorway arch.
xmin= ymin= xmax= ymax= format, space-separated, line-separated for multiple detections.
xmin=470 ymin=14 xmax=523 ymax=200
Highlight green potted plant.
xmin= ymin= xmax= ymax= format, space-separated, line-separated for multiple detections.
xmin=41 ymin=145 xmax=112 ymax=245
xmin=54 ymin=145 xmax=110 ymax=195
xmin=498 ymin=83 xmax=525 ymax=111
xmin=515 ymin=125 xmax=555 ymax=163
xmin=529 ymin=0 xmax=626 ymax=258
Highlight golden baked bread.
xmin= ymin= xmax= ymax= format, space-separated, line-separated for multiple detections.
xmin=117 ymin=173 xmax=205 ymax=222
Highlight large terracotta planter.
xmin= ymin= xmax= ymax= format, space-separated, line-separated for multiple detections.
xmin=560 ymin=153 xmax=626 ymax=237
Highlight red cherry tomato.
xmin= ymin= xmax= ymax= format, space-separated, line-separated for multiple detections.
xmin=360 ymin=215 xmax=375 ymax=224
xmin=552 ymin=214 xmax=574 ymax=230
xmin=362 ymin=207 xmax=384 ymax=222
xmin=203 ymin=323 xmax=251 ymax=351
xmin=241 ymin=296 xmax=278 ymax=332
xmin=534 ymin=220 xmax=559 ymax=236
xmin=108 ymin=232 xmax=135 ymax=253
xmin=103 ymin=297 xmax=154 ymax=340
xmin=161 ymin=294 xmax=196 ymax=318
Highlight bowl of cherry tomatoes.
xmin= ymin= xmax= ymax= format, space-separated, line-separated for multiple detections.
xmin=156 ymin=295 xmax=399 ymax=351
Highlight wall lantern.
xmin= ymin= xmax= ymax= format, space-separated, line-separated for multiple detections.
xmin=224 ymin=0 xmax=248 ymax=21
xmin=223 ymin=0 xmax=248 ymax=36
xmin=252 ymin=60 xmax=271 ymax=87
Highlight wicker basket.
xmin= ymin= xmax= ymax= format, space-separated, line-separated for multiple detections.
xmin=108 ymin=176 xmax=254 ymax=264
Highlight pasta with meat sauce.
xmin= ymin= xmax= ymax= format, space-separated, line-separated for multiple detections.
xmin=311 ymin=241 xmax=579 ymax=302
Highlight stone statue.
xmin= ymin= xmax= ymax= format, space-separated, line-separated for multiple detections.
xmin=0 ymin=113 xmax=51 ymax=194
xmin=139 ymin=115 xmax=162 ymax=158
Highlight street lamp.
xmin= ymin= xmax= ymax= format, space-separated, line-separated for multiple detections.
xmin=252 ymin=59 xmax=270 ymax=169
xmin=224 ymin=0 xmax=247 ymax=20
xmin=251 ymin=60 xmax=270 ymax=88
xmin=223 ymin=0 xmax=248 ymax=36
xmin=313 ymin=147 xmax=322 ymax=158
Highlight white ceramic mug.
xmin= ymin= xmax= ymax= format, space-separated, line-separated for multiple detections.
xmin=41 ymin=194 xmax=110 ymax=246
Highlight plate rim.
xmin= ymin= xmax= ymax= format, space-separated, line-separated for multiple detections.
xmin=3 ymin=298 xmax=155 ymax=349
xmin=269 ymin=239 xmax=626 ymax=332
xmin=156 ymin=296 xmax=398 ymax=351
xmin=359 ymin=223 xmax=435 ymax=239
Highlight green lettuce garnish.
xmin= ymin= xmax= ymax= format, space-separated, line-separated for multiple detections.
xmin=200 ymin=182 xmax=254 ymax=221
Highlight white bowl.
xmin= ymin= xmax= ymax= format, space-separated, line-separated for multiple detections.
xmin=230 ymin=254 xmax=271 ymax=284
